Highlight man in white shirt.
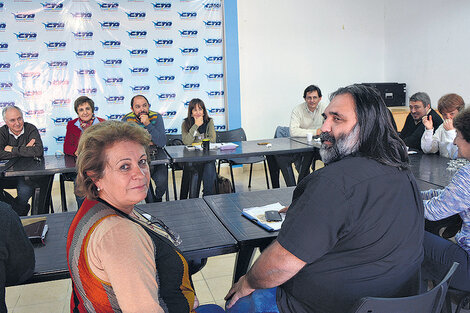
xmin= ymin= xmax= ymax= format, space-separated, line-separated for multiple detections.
xmin=268 ymin=85 xmax=327 ymax=188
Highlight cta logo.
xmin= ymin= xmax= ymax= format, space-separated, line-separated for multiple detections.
xmin=182 ymin=83 xmax=200 ymax=90
xmin=99 ymin=2 xmax=119 ymax=10
xmin=161 ymin=111 xmax=176 ymax=117
xmin=215 ymin=125 xmax=226 ymax=131
xmin=22 ymin=90 xmax=43 ymax=98
xmin=205 ymin=56 xmax=223 ymax=63
xmin=0 ymin=63 xmax=10 ymax=71
xmin=15 ymin=32 xmax=37 ymax=41
xmin=74 ymin=50 xmax=95 ymax=58
xmin=178 ymin=12 xmax=197 ymax=19
xmin=103 ymin=77 xmax=123 ymax=85
xmin=154 ymin=39 xmax=173 ymax=47
xmin=0 ymin=23 xmax=6 ymax=31
xmin=130 ymin=67 xmax=149 ymax=75
xmin=51 ymin=98 xmax=71 ymax=107
xmin=43 ymin=22 xmax=65 ymax=31
xmin=17 ymin=52 xmax=39 ymax=60
xmin=49 ymin=80 xmax=69 ymax=86
xmin=208 ymin=108 xmax=225 ymax=115
xmin=25 ymin=109 xmax=45 ymax=116
xmin=127 ymin=12 xmax=146 ymax=20
xmin=205 ymin=3 xmax=221 ymax=10
xmin=99 ymin=21 xmax=120 ymax=29
xmin=41 ymin=3 xmax=63 ymax=11
xmin=0 ymin=42 xmax=7 ymax=51
xmin=128 ymin=49 xmax=148 ymax=57
xmin=54 ymin=136 xmax=65 ymax=143
xmin=204 ymin=20 xmax=222 ymax=28
xmin=52 ymin=117 xmax=72 ymax=126
xmin=19 ymin=72 xmax=40 ymax=79
xmin=75 ymin=69 xmax=95 ymax=76
xmin=155 ymin=57 xmax=174 ymax=65
xmin=165 ymin=128 xmax=178 ymax=134
xmin=180 ymin=47 xmax=198 ymax=55
xmin=71 ymin=12 xmax=92 ymax=19
xmin=105 ymin=96 xmax=124 ymax=104
xmin=0 ymin=101 xmax=15 ymax=108
xmin=207 ymin=91 xmax=224 ymax=97
xmin=156 ymin=75 xmax=175 ymax=83
xmin=183 ymin=100 xmax=190 ymax=107
xmin=0 ymin=82 xmax=12 ymax=91
xmin=206 ymin=73 xmax=223 ymax=80
xmin=158 ymin=93 xmax=176 ymax=100
xmin=73 ymin=31 xmax=93 ymax=40
xmin=153 ymin=2 xmax=171 ymax=10
xmin=77 ymin=88 xmax=97 ymax=95
xmin=13 ymin=13 xmax=35 ymax=21
xmin=179 ymin=30 xmax=198 ymax=37
xmin=45 ymin=41 xmax=66 ymax=50
xmin=101 ymin=40 xmax=121 ymax=49
xmin=38 ymin=128 xmax=46 ymax=136
xmin=102 ymin=59 xmax=122 ymax=67
xmin=130 ymin=85 xmax=150 ymax=93
xmin=204 ymin=38 xmax=222 ymax=45
xmin=47 ymin=60 xmax=68 ymax=69
xmin=106 ymin=114 xmax=124 ymax=120
xmin=128 ymin=30 xmax=147 ymax=39
xmin=181 ymin=65 xmax=199 ymax=73
xmin=153 ymin=21 xmax=172 ymax=29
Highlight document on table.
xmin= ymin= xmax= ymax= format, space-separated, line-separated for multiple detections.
xmin=242 ymin=202 xmax=286 ymax=231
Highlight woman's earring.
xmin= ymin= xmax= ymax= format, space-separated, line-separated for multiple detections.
xmin=97 ymin=186 xmax=101 ymax=191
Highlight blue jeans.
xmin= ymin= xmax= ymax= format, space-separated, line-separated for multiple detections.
xmin=195 ymin=304 xmax=225 ymax=313
xmin=226 ymin=288 xmax=279 ymax=313
xmin=422 ymin=231 xmax=470 ymax=291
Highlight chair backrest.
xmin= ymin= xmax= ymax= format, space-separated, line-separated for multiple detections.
xmin=166 ymin=134 xmax=183 ymax=146
xmin=350 ymin=262 xmax=459 ymax=313
xmin=216 ymin=128 xmax=247 ymax=143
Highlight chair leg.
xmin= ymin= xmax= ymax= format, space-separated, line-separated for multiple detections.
xmin=229 ymin=164 xmax=236 ymax=193
xmin=171 ymin=166 xmax=178 ymax=201
xmin=263 ymin=160 xmax=270 ymax=189
xmin=59 ymin=174 xmax=68 ymax=212
xmin=248 ymin=164 xmax=253 ymax=189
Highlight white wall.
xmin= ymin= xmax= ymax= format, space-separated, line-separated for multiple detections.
xmin=237 ymin=0 xmax=386 ymax=139
xmin=384 ymin=0 xmax=470 ymax=108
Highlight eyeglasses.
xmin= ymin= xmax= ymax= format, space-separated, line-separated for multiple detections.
xmin=133 ymin=207 xmax=182 ymax=246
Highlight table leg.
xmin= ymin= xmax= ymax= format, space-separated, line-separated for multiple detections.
xmin=233 ymin=245 xmax=256 ymax=284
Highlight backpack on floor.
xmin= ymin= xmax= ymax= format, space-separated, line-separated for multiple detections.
xmin=216 ymin=175 xmax=233 ymax=194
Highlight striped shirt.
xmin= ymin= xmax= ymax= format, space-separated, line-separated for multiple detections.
xmin=422 ymin=164 xmax=470 ymax=253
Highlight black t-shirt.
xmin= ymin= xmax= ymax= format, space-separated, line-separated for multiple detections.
xmin=276 ymin=156 xmax=424 ymax=313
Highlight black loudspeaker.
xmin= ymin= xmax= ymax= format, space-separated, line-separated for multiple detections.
xmin=362 ymin=82 xmax=407 ymax=107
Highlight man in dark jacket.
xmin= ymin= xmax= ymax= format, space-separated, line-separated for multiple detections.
xmin=0 ymin=106 xmax=44 ymax=215
xmin=400 ymin=92 xmax=443 ymax=150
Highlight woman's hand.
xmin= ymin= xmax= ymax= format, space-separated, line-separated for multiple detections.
xmin=279 ymin=206 xmax=289 ymax=214
xmin=193 ymin=294 xmax=199 ymax=309
xmin=194 ymin=116 xmax=204 ymax=127
xmin=422 ymin=115 xmax=433 ymax=130
xmin=443 ymin=119 xmax=454 ymax=131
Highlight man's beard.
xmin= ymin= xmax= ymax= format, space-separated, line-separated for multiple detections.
xmin=319 ymin=124 xmax=360 ymax=164
xmin=137 ymin=110 xmax=149 ymax=117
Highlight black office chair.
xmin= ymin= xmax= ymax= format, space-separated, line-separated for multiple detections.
xmin=216 ymin=128 xmax=270 ymax=192
xmin=166 ymin=134 xmax=184 ymax=200
xmin=443 ymin=287 xmax=470 ymax=313
xmin=349 ymin=262 xmax=459 ymax=313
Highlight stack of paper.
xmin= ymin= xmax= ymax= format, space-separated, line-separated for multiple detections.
xmin=242 ymin=202 xmax=286 ymax=231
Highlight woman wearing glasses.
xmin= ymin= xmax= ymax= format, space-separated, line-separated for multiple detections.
xmin=66 ymin=121 xmax=224 ymax=313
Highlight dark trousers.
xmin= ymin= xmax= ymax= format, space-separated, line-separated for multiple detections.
xmin=0 ymin=177 xmax=33 ymax=216
xmin=422 ymin=231 xmax=470 ymax=291
xmin=150 ymin=164 xmax=168 ymax=202
xmin=180 ymin=161 xmax=217 ymax=199
xmin=266 ymin=149 xmax=320 ymax=188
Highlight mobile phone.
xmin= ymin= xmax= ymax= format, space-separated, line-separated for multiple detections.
xmin=265 ymin=210 xmax=282 ymax=222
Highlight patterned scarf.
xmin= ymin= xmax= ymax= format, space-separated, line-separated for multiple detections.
xmin=79 ymin=115 xmax=95 ymax=130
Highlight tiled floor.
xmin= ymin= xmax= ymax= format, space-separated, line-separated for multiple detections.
xmin=5 ymin=163 xmax=280 ymax=313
